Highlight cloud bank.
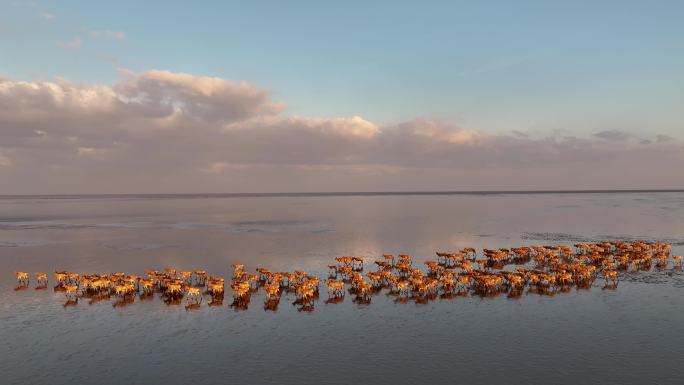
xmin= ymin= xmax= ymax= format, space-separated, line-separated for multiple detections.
xmin=1 ymin=70 xmax=682 ymax=193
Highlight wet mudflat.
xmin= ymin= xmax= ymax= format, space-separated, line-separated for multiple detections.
xmin=1 ymin=192 xmax=683 ymax=385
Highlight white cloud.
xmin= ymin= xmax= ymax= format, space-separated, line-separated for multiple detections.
xmin=39 ymin=11 xmax=55 ymax=20
xmin=83 ymin=27 xmax=126 ymax=40
xmin=57 ymin=37 xmax=82 ymax=50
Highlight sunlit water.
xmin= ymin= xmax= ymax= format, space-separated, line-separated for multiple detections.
xmin=1 ymin=192 xmax=683 ymax=385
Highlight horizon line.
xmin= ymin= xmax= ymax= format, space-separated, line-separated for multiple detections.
xmin=0 ymin=189 xmax=683 ymax=200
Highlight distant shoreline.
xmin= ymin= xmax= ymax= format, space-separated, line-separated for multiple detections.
xmin=0 ymin=189 xmax=683 ymax=200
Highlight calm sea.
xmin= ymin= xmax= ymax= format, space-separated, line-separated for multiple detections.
xmin=1 ymin=192 xmax=683 ymax=385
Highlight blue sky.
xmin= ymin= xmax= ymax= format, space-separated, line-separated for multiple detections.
xmin=2 ymin=0 xmax=683 ymax=136
xmin=1 ymin=1 xmax=683 ymax=193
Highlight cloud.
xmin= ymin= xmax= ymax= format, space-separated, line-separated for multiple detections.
xmin=0 ymin=70 xmax=683 ymax=193
xmin=83 ymin=27 xmax=126 ymax=40
xmin=39 ymin=11 xmax=55 ymax=20
xmin=656 ymin=134 xmax=674 ymax=143
xmin=593 ymin=129 xmax=632 ymax=141
xmin=116 ymin=69 xmax=284 ymax=123
xmin=511 ymin=130 xmax=530 ymax=138
xmin=57 ymin=37 xmax=82 ymax=50
xmin=0 ymin=151 xmax=11 ymax=167
xmin=0 ymin=70 xmax=282 ymax=125
xmin=226 ymin=115 xmax=379 ymax=139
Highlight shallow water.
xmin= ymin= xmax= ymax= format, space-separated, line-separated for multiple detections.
xmin=1 ymin=192 xmax=683 ymax=385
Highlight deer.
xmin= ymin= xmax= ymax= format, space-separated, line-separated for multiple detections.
xmin=14 ymin=271 xmax=29 ymax=288
xmin=35 ymin=272 xmax=48 ymax=289
xmin=185 ymin=287 xmax=202 ymax=309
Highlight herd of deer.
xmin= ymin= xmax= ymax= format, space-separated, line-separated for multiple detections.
xmin=12 ymin=241 xmax=681 ymax=311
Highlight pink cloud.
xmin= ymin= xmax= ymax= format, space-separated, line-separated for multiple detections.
xmin=0 ymin=70 xmax=682 ymax=193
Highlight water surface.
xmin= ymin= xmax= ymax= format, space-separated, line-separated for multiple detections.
xmin=1 ymin=192 xmax=683 ymax=385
